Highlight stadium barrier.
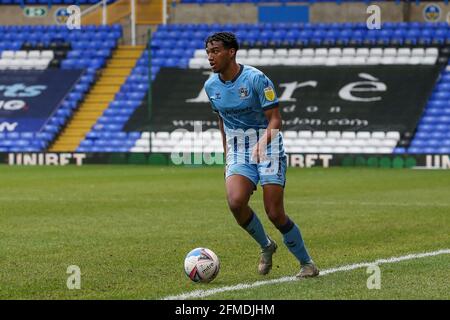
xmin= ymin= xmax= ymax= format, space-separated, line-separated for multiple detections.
xmin=1 ymin=152 xmax=450 ymax=170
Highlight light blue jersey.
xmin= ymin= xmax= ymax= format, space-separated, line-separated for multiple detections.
xmin=204 ymin=64 xmax=285 ymax=165
xmin=204 ymin=64 xmax=286 ymax=188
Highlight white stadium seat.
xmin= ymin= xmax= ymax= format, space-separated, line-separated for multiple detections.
xmin=298 ymin=57 xmax=313 ymax=65
xmin=14 ymin=51 xmax=27 ymax=59
xmin=275 ymin=48 xmax=288 ymax=58
xmin=362 ymin=147 xmax=377 ymax=153
xmin=386 ymin=131 xmax=400 ymax=140
xmin=328 ymin=48 xmax=342 ymax=57
xmin=408 ymin=56 xmax=422 ymax=65
xmin=315 ymin=48 xmax=328 ymax=57
xmin=41 ymin=50 xmax=54 ymax=60
xmin=288 ymin=48 xmax=301 ymax=57
xmin=341 ymin=132 xmax=356 ymax=140
xmin=312 ymin=131 xmax=326 ymax=139
xmin=366 ymin=56 xmax=381 ymax=65
xmin=422 ymin=56 xmax=437 ymax=65
xmin=22 ymin=59 xmax=35 ymax=70
xmin=383 ymin=48 xmax=397 ymax=57
xmin=356 ymin=131 xmax=371 ymax=140
xmin=141 ymin=132 xmax=150 ymax=139
xmin=352 ymin=57 xmax=366 ymax=64
xmin=394 ymin=56 xmax=410 ymax=64
xmin=28 ymin=51 xmax=41 ymax=59
xmin=327 ymin=131 xmax=341 ymax=139
xmin=333 ymin=146 xmax=348 ymax=153
xmin=194 ymin=49 xmax=207 ymax=58
xmin=348 ymin=147 xmax=364 ymax=154
xmin=298 ymin=131 xmax=312 ymax=139
xmin=301 ymin=48 xmax=314 ymax=57
xmin=356 ymin=48 xmax=370 ymax=57
xmin=261 ymin=48 xmax=274 ymax=58
xmin=371 ymin=132 xmax=386 ymax=139
xmin=369 ymin=48 xmax=383 ymax=57
xmin=339 ymin=56 xmax=354 ymax=65
xmin=325 ymin=57 xmax=338 ymax=66
xmin=1 ymin=50 xmax=14 ymax=59
xmin=342 ymin=48 xmax=356 ymax=57
xmin=247 ymin=49 xmax=260 ymax=58
xmin=10 ymin=59 xmax=26 ymax=70
xmin=283 ymin=57 xmax=299 ymax=66
xmin=425 ymin=47 xmax=438 ymax=57
xmin=411 ymin=48 xmax=425 ymax=57
xmin=0 ymin=60 xmax=8 ymax=70
xmin=283 ymin=131 xmax=298 ymax=139
xmin=311 ymin=57 xmax=326 ymax=65
xmin=381 ymin=56 xmax=396 ymax=64
xmin=397 ymin=48 xmax=411 ymax=57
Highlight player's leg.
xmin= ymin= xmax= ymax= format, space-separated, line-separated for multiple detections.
xmin=226 ymin=174 xmax=270 ymax=248
xmin=262 ymin=184 xmax=319 ymax=278
xmin=259 ymin=156 xmax=319 ymax=278
xmin=225 ymin=166 xmax=276 ymax=275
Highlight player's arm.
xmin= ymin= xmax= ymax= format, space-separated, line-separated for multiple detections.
xmin=217 ymin=115 xmax=227 ymax=159
xmin=252 ymin=106 xmax=281 ymax=163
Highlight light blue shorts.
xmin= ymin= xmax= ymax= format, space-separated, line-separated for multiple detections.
xmin=225 ymin=155 xmax=287 ymax=189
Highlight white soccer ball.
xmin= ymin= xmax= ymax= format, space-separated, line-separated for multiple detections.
xmin=184 ymin=247 xmax=220 ymax=283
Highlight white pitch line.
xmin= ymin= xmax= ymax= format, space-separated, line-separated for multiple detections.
xmin=162 ymin=249 xmax=450 ymax=300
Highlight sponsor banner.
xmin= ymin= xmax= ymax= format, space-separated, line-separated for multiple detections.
xmin=0 ymin=70 xmax=83 ymax=132
xmin=4 ymin=153 xmax=87 ymax=166
xmin=1 ymin=153 xmax=449 ymax=170
xmin=144 ymin=66 xmax=439 ymax=134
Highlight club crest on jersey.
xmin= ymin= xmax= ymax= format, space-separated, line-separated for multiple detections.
xmin=264 ymin=86 xmax=275 ymax=101
xmin=238 ymin=86 xmax=249 ymax=99
xmin=212 ymin=92 xmax=221 ymax=100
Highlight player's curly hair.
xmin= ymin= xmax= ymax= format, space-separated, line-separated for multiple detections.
xmin=205 ymin=32 xmax=239 ymax=52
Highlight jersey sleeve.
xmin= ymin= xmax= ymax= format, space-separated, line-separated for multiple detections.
xmin=253 ymin=72 xmax=279 ymax=110
xmin=204 ymin=83 xmax=219 ymax=113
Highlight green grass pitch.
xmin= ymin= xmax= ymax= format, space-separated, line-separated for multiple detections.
xmin=0 ymin=165 xmax=449 ymax=300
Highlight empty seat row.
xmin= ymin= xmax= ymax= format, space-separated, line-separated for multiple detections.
xmin=130 ymin=145 xmax=396 ymax=154
xmin=194 ymin=47 xmax=439 ymax=59
xmin=1 ymin=50 xmax=54 ymax=60
xmin=189 ymin=55 xmax=437 ymax=68
xmin=0 ymin=0 xmax=114 ymax=4
xmin=0 ymin=58 xmax=50 ymax=70
xmin=405 ymin=147 xmax=450 ymax=154
xmin=142 ymin=130 xmax=400 ymax=141
xmin=158 ymin=22 xmax=450 ymax=32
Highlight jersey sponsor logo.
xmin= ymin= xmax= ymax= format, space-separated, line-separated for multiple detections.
xmin=238 ymin=86 xmax=249 ymax=99
xmin=222 ymin=106 xmax=252 ymax=116
xmin=264 ymin=86 xmax=275 ymax=101
xmin=211 ymin=92 xmax=221 ymax=100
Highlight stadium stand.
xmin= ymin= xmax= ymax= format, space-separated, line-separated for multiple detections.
xmin=0 ymin=0 xmax=113 ymax=4
xmin=0 ymin=25 xmax=123 ymax=152
xmin=1 ymin=21 xmax=450 ymax=154
xmin=126 ymin=22 xmax=450 ymax=155
xmin=73 ymin=47 xmax=147 ymax=153
xmin=177 ymin=0 xmax=407 ymax=4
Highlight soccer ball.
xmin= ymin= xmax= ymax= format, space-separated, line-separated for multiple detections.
xmin=184 ymin=248 xmax=220 ymax=283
